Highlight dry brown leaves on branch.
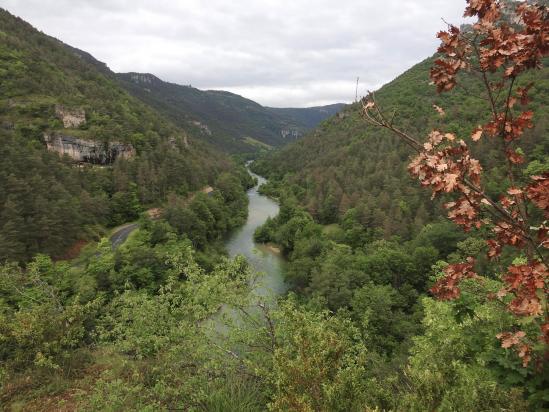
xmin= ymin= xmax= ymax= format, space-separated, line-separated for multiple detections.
xmin=362 ymin=0 xmax=549 ymax=368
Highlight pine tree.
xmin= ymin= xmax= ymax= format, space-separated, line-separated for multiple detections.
xmin=0 ymin=198 xmax=27 ymax=262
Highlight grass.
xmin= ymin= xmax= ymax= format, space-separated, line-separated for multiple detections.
xmin=201 ymin=376 xmax=267 ymax=412
xmin=1 ymin=348 xmax=141 ymax=412
xmin=243 ymin=136 xmax=273 ymax=150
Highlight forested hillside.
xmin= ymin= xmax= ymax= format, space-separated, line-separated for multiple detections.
xmin=253 ymin=57 xmax=549 ymax=238
xmin=117 ymin=72 xmax=345 ymax=153
xmin=0 ymin=8 xmax=243 ymax=262
xmin=248 ymin=1 xmax=549 ymax=409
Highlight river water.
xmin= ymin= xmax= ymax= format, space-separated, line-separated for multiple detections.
xmin=224 ymin=169 xmax=286 ymax=298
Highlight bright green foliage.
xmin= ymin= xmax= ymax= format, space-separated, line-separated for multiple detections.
xmin=0 ymin=256 xmax=101 ymax=378
xmin=0 ymin=240 xmax=262 ymax=409
xmin=80 ymin=249 xmax=268 ymax=410
xmin=399 ymin=294 xmax=531 ymax=411
xmin=269 ymin=300 xmax=372 ymax=412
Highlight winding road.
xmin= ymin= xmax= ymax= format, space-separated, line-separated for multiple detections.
xmin=107 ymin=188 xmax=214 ymax=250
xmin=110 ymin=223 xmax=139 ymax=249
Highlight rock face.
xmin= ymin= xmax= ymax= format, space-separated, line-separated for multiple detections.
xmin=55 ymin=105 xmax=86 ymax=128
xmin=191 ymin=120 xmax=212 ymax=136
xmin=280 ymin=129 xmax=300 ymax=139
xmin=129 ymin=73 xmax=158 ymax=84
xmin=43 ymin=133 xmax=135 ymax=164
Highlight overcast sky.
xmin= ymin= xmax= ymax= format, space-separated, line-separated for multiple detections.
xmin=1 ymin=0 xmax=471 ymax=107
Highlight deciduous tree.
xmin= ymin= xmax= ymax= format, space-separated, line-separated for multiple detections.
xmin=363 ymin=0 xmax=548 ymax=367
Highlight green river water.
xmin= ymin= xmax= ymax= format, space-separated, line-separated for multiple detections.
xmin=224 ymin=169 xmax=286 ymax=298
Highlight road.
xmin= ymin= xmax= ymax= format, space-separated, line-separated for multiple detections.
xmin=110 ymin=223 xmax=139 ymax=249
xmin=107 ymin=187 xmax=210 ymax=250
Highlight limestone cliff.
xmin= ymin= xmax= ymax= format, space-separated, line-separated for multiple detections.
xmin=43 ymin=133 xmax=135 ymax=164
xmin=280 ymin=129 xmax=300 ymax=139
xmin=55 ymin=105 xmax=86 ymax=128
xmin=190 ymin=120 xmax=212 ymax=136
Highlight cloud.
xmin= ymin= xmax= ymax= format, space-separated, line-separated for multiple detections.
xmin=0 ymin=0 xmax=471 ymax=107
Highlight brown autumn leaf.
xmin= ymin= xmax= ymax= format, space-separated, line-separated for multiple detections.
xmin=506 ymin=149 xmax=525 ymax=164
xmin=433 ymin=104 xmax=446 ymax=116
xmin=498 ymin=331 xmax=526 ymax=349
xmin=444 ymin=173 xmax=459 ymax=192
xmin=507 ymin=187 xmax=523 ymax=196
xmin=471 ymin=127 xmax=483 ymax=141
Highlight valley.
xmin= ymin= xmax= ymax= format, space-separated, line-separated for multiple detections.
xmin=117 ymin=72 xmax=346 ymax=153
xmin=0 ymin=1 xmax=548 ymax=411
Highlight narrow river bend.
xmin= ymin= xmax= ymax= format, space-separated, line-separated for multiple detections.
xmin=224 ymin=169 xmax=286 ymax=298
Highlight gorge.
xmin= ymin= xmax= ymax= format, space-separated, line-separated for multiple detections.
xmin=225 ymin=167 xmax=286 ymax=299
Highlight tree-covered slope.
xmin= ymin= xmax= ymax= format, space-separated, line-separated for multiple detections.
xmin=266 ymin=103 xmax=347 ymax=129
xmin=1 ymin=9 xmax=185 ymax=150
xmin=117 ymin=72 xmax=346 ymax=153
xmin=0 ymin=8 xmax=241 ymax=262
xmin=254 ymin=56 xmax=549 ymax=238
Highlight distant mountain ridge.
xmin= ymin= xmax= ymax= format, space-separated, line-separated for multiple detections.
xmin=117 ymin=71 xmax=346 ymax=153
xmin=266 ymin=104 xmax=348 ymax=130
xmin=37 ymin=37 xmax=346 ymax=154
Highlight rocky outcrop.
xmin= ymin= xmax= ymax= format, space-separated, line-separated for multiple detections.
xmin=43 ymin=133 xmax=135 ymax=164
xmin=191 ymin=120 xmax=212 ymax=136
xmin=129 ymin=73 xmax=158 ymax=84
xmin=280 ymin=129 xmax=300 ymax=139
xmin=55 ymin=105 xmax=86 ymax=128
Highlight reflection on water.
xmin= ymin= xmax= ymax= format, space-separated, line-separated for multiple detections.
xmin=225 ymin=170 xmax=286 ymax=298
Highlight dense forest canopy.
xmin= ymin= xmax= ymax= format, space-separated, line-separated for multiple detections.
xmin=0 ymin=8 xmax=246 ymax=262
xmin=251 ymin=0 xmax=548 ymax=408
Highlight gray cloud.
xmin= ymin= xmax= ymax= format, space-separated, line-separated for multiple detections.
xmin=0 ymin=0 xmax=471 ymax=107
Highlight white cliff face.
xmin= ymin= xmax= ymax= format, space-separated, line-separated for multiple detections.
xmin=43 ymin=133 xmax=135 ymax=164
xmin=55 ymin=105 xmax=86 ymax=128
xmin=280 ymin=129 xmax=300 ymax=139
xmin=130 ymin=73 xmax=156 ymax=84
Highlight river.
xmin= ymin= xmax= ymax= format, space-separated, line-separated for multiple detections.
xmin=224 ymin=168 xmax=286 ymax=299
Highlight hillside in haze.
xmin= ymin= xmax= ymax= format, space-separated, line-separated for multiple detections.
xmin=117 ymin=72 xmax=346 ymax=153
